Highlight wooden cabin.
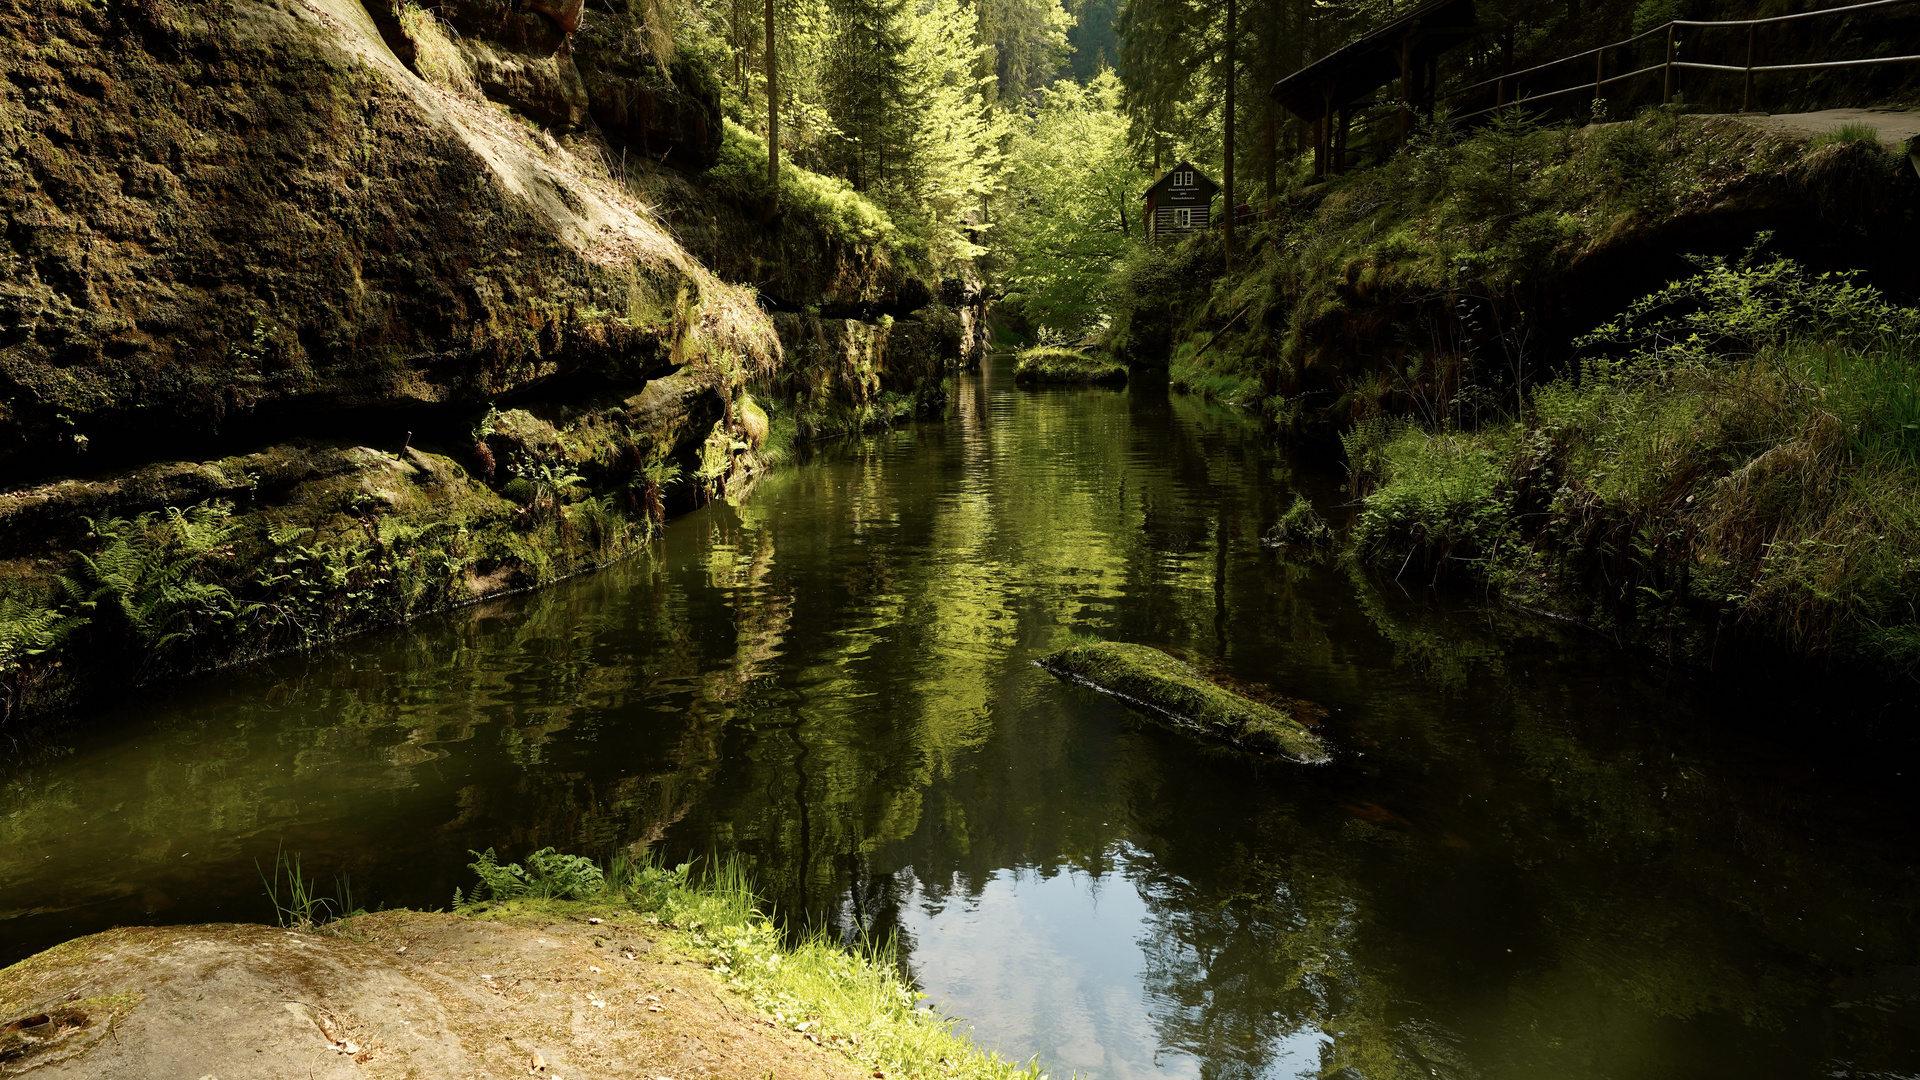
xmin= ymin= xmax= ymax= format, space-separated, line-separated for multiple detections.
xmin=1142 ymin=162 xmax=1220 ymax=241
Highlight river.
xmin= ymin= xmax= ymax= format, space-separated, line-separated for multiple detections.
xmin=2 ymin=354 xmax=1917 ymax=1079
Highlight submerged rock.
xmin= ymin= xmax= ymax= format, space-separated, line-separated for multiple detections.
xmin=1039 ymin=640 xmax=1329 ymax=763
xmin=1012 ymin=347 xmax=1127 ymax=386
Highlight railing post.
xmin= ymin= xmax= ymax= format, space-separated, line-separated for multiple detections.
xmin=1663 ymin=24 xmax=1675 ymax=104
xmin=1594 ymin=46 xmax=1604 ymax=114
xmin=1743 ymin=23 xmax=1756 ymax=111
xmin=1497 ymin=76 xmax=1508 ymax=107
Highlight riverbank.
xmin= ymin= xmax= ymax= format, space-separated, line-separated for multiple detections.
xmin=1099 ymin=109 xmax=1920 ymax=674
xmin=1344 ymin=248 xmax=1920 ymax=673
xmin=0 ymin=860 xmax=1038 ymax=1080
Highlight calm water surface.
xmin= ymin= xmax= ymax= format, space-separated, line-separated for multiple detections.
xmin=4 ymin=356 xmax=1919 ymax=1079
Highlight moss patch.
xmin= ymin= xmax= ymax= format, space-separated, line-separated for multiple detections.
xmin=1012 ymin=346 xmax=1127 ymax=386
xmin=1038 ymin=639 xmax=1329 ymax=763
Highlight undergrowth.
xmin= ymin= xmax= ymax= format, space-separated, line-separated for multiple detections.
xmin=1348 ymin=243 xmax=1920 ymax=671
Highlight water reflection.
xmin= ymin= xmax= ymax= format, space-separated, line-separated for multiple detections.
xmin=2 ymin=357 xmax=1918 ymax=1080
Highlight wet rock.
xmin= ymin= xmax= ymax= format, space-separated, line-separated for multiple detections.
xmin=1038 ymin=640 xmax=1330 ymax=764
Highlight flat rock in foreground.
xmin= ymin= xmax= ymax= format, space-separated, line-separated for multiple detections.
xmin=0 ymin=913 xmax=862 ymax=1080
xmin=1039 ymin=641 xmax=1330 ymax=764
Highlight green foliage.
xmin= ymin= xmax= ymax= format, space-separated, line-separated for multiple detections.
xmin=252 ymin=514 xmax=467 ymax=648
xmin=1011 ymin=344 xmax=1126 ymax=384
xmin=1809 ymin=122 xmax=1884 ymax=149
xmin=667 ymin=860 xmax=1048 ymax=1080
xmin=258 ymin=847 xmax=365 ymax=930
xmin=1262 ymin=494 xmax=1334 ymax=549
xmin=464 ymin=847 xmax=607 ymax=902
xmin=1350 ymin=248 xmax=1920 ymax=670
xmin=1348 ymin=424 xmax=1514 ymax=565
xmin=59 ymin=503 xmax=249 ymax=662
xmin=710 ymin=120 xmax=901 ymax=248
xmin=995 ymin=69 xmax=1141 ymax=336
xmin=1103 ymin=234 xmax=1221 ymax=363
xmin=0 ymin=598 xmax=84 ymax=677
xmin=1105 ymin=108 xmax=1825 ymax=425
xmin=1579 ymin=234 xmax=1919 ymax=363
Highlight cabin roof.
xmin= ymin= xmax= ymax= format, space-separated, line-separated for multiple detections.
xmin=1142 ymin=161 xmax=1221 ymax=201
xmin=1268 ymin=0 xmax=1477 ymax=120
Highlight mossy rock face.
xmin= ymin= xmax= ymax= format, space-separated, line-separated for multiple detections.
xmin=1012 ymin=347 xmax=1127 ymax=386
xmin=1039 ymin=640 xmax=1329 ymax=764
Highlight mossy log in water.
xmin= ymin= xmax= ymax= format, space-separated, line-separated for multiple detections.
xmin=1012 ymin=346 xmax=1127 ymax=386
xmin=1039 ymin=640 xmax=1328 ymax=763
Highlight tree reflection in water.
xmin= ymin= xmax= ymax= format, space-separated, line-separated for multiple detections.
xmin=2 ymin=358 xmax=1917 ymax=1080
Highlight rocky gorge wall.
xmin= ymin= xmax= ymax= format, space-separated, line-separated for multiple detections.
xmin=0 ymin=0 xmax=987 ymax=725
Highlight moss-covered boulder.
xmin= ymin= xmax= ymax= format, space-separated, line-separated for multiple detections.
xmin=1038 ymin=640 xmax=1329 ymax=763
xmin=1012 ymin=347 xmax=1127 ymax=386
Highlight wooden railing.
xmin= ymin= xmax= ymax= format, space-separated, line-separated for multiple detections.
xmin=1441 ymin=0 xmax=1920 ymax=125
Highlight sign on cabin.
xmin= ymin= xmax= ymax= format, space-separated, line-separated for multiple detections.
xmin=1142 ymin=161 xmax=1221 ymax=242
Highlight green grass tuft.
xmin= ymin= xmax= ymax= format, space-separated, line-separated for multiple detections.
xmin=1809 ymin=122 xmax=1884 ymax=149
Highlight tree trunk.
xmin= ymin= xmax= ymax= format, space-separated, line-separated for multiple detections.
xmin=1265 ymin=0 xmax=1279 ymax=203
xmin=765 ymin=0 xmax=779 ymax=218
xmin=1224 ymin=0 xmax=1236 ymax=265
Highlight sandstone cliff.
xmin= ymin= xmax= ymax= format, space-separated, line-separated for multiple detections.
xmin=0 ymin=0 xmax=987 ymax=724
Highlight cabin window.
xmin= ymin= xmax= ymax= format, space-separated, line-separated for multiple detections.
xmin=1175 ymin=170 xmax=1193 ymax=188
xmin=1175 ymin=208 xmax=1192 ymax=227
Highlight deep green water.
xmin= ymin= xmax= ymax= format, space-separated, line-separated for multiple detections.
xmin=3 ymin=356 xmax=1919 ymax=1079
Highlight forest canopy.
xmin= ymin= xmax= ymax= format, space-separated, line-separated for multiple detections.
xmin=613 ymin=0 xmax=1920 ymax=338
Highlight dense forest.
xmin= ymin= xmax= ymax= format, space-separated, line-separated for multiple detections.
xmin=622 ymin=0 xmax=1919 ymax=336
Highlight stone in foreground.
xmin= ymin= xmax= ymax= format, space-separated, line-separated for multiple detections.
xmin=1012 ymin=347 xmax=1128 ymax=385
xmin=0 ymin=913 xmax=867 ymax=1080
xmin=1039 ymin=641 xmax=1329 ymax=763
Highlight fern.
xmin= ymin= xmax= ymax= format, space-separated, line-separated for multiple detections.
xmin=59 ymin=503 xmax=247 ymax=660
xmin=464 ymin=846 xmax=607 ymax=903
xmin=0 ymin=597 xmax=86 ymax=674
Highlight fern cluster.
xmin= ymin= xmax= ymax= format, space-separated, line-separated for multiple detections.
xmin=455 ymin=847 xmax=694 ymax=909
xmin=57 ymin=503 xmax=250 ymax=665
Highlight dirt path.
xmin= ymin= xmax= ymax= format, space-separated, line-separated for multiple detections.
xmin=1735 ymin=107 xmax=1920 ymax=148
xmin=0 ymin=911 xmax=868 ymax=1080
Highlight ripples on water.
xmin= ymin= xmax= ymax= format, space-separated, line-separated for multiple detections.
xmin=3 ymin=357 xmax=1918 ymax=1079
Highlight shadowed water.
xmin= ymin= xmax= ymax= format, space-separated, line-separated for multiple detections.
xmin=3 ymin=356 xmax=1918 ymax=1079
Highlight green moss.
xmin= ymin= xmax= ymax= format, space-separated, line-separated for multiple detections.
xmin=1038 ymin=640 xmax=1329 ymax=763
xmin=708 ymin=120 xmax=907 ymax=254
xmin=1012 ymin=345 xmax=1127 ymax=385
